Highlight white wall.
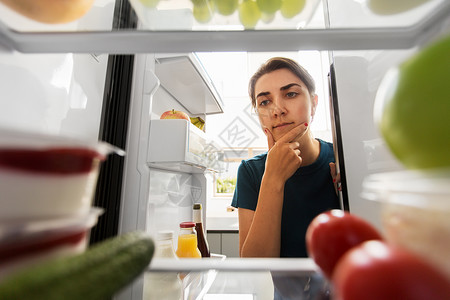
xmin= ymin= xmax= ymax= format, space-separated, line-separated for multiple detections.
xmin=0 ymin=0 xmax=115 ymax=141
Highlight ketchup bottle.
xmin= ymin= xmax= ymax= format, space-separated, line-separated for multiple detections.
xmin=193 ymin=203 xmax=210 ymax=257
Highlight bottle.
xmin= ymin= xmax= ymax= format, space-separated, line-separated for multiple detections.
xmin=153 ymin=230 xmax=179 ymax=258
xmin=143 ymin=230 xmax=183 ymax=300
xmin=193 ymin=203 xmax=210 ymax=257
xmin=176 ymin=222 xmax=202 ymax=258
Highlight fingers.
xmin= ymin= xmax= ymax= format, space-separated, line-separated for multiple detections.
xmin=264 ymin=127 xmax=275 ymax=150
xmin=277 ymin=122 xmax=308 ymax=144
xmin=329 ymin=162 xmax=342 ymax=193
xmin=329 ymin=162 xmax=336 ymax=177
xmin=290 ymin=141 xmax=300 ymax=150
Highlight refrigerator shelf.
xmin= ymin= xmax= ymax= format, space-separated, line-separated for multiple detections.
xmin=155 ymin=53 xmax=224 ymax=115
xmin=0 ymin=0 xmax=449 ymax=53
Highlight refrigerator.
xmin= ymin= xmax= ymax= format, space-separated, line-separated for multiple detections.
xmin=0 ymin=0 xmax=449 ymax=299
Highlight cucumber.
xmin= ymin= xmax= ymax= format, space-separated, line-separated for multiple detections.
xmin=0 ymin=231 xmax=154 ymax=300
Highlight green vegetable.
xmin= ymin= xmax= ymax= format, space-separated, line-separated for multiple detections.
xmin=0 ymin=231 xmax=154 ymax=300
xmin=378 ymin=34 xmax=450 ymax=170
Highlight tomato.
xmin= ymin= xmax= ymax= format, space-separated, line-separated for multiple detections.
xmin=305 ymin=209 xmax=383 ymax=279
xmin=332 ymin=240 xmax=450 ymax=300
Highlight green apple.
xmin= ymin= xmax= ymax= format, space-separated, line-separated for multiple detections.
xmin=239 ymin=0 xmax=261 ymax=29
xmin=256 ymin=0 xmax=281 ymax=14
xmin=376 ymin=34 xmax=450 ymax=170
xmin=139 ymin=0 xmax=160 ymax=8
xmin=215 ymin=0 xmax=238 ymax=16
xmin=280 ymin=0 xmax=306 ymax=19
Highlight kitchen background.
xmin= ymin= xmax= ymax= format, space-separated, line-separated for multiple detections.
xmin=197 ymin=51 xmax=334 ymax=257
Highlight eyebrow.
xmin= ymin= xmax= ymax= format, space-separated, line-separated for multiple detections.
xmin=256 ymin=83 xmax=302 ymax=99
xmin=281 ymin=83 xmax=302 ymax=91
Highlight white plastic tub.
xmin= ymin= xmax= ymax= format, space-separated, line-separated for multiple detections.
xmin=0 ymin=128 xmax=123 ymax=220
xmin=362 ymin=168 xmax=450 ymax=281
xmin=0 ymin=207 xmax=103 ymax=279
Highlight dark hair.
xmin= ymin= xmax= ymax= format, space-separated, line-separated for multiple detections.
xmin=248 ymin=57 xmax=316 ymax=108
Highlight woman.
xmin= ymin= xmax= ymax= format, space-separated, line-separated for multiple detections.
xmin=231 ymin=57 xmax=340 ymax=258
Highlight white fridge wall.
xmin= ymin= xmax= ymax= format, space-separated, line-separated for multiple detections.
xmin=118 ymin=53 xmax=210 ymax=300
xmin=0 ymin=0 xmax=114 ymax=141
xmin=120 ymin=53 xmax=209 ymax=237
xmin=0 ymin=52 xmax=108 ymax=141
xmin=147 ymin=169 xmax=206 ymax=246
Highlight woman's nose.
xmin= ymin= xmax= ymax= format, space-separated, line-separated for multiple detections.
xmin=272 ymin=101 xmax=286 ymax=117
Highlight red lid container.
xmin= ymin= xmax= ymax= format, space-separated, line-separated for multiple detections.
xmin=179 ymin=222 xmax=196 ymax=228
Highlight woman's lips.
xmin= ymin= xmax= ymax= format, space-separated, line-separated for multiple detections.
xmin=273 ymin=122 xmax=294 ymax=130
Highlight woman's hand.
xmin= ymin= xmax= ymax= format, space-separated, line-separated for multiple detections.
xmin=329 ymin=162 xmax=341 ymax=194
xmin=264 ymin=123 xmax=308 ymax=183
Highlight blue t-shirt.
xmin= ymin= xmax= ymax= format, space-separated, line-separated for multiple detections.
xmin=231 ymin=139 xmax=340 ymax=257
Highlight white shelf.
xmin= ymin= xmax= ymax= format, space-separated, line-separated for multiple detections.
xmin=155 ymin=53 xmax=224 ymax=115
xmin=0 ymin=0 xmax=449 ymax=53
xmin=147 ymin=119 xmax=225 ymax=173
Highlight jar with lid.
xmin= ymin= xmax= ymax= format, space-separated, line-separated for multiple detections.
xmin=153 ymin=230 xmax=179 ymax=258
xmin=143 ymin=230 xmax=183 ymax=300
xmin=176 ymin=222 xmax=202 ymax=258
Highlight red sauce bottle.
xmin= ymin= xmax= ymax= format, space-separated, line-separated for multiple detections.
xmin=193 ymin=203 xmax=210 ymax=257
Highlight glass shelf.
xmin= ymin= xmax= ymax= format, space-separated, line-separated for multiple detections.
xmin=140 ymin=258 xmax=330 ymax=300
xmin=0 ymin=0 xmax=449 ymax=53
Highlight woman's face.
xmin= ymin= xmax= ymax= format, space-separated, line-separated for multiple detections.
xmin=255 ymin=68 xmax=317 ymax=142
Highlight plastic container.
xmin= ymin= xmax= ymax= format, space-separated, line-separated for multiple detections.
xmin=176 ymin=222 xmax=201 ymax=258
xmin=362 ymin=169 xmax=450 ymax=280
xmin=0 ymin=207 xmax=103 ymax=279
xmin=144 ymin=230 xmax=183 ymax=300
xmin=0 ymin=128 xmax=124 ymax=220
xmin=153 ymin=230 xmax=179 ymax=259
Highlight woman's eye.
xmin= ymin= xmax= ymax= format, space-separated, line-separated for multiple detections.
xmin=286 ymin=91 xmax=298 ymax=98
xmin=259 ymin=99 xmax=270 ymax=107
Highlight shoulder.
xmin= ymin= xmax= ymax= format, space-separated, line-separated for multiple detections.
xmin=237 ymin=152 xmax=267 ymax=178
xmin=239 ymin=152 xmax=267 ymax=169
xmin=318 ymin=139 xmax=333 ymax=150
xmin=316 ymin=139 xmax=335 ymax=165
xmin=243 ymin=152 xmax=267 ymax=164
xmin=318 ymin=139 xmax=334 ymax=156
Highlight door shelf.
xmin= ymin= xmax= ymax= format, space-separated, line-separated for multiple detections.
xmin=147 ymin=119 xmax=225 ymax=174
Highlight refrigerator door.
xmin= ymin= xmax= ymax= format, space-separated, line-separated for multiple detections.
xmin=326 ymin=1 xmax=450 ymax=230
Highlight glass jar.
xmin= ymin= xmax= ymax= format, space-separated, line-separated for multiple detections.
xmin=176 ymin=222 xmax=202 ymax=258
xmin=143 ymin=230 xmax=183 ymax=300
xmin=153 ymin=230 xmax=179 ymax=258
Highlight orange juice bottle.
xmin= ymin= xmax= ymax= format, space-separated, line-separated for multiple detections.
xmin=176 ymin=222 xmax=202 ymax=258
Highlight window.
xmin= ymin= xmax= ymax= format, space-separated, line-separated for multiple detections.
xmin=213 ymin=147 xmax=267 ymax=197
